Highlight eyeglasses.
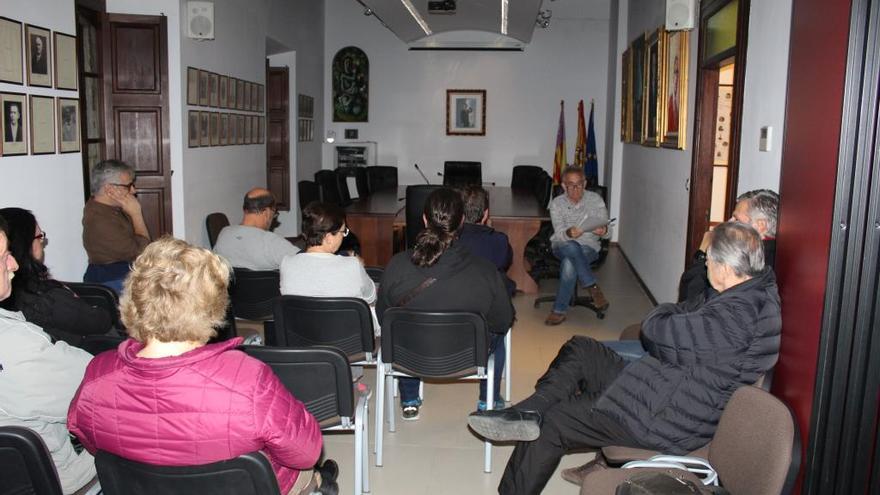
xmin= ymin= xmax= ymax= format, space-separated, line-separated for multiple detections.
xmin=337 ymin=227 xmax=350 ymax=237
xmin=34 ymin=231 xmax=47 ymax=243
xmin=563 ymin=181 xmax=585 ymax=189
xmin=111 ymin=181 xmax=136 ymax=190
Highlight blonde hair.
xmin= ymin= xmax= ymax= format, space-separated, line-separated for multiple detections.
xmin=120 ymin=236 xmax=231 ymax=343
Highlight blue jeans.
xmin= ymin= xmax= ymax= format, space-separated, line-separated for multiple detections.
xmin=399 ymin=333 xmax=507 ymax=406
xmin=601 ymin=340 xmax=647 ymax=362
xmin=84 ymin=262 xmax=130 ymax=294
xmin=551 ymin=241 xmax=599 ymax=314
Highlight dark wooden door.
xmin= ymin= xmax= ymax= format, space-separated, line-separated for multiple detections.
xmin=266 ymin=65 xmax=289 ymax=211
xmin=101 ymin=13 xmax=172 ymax=236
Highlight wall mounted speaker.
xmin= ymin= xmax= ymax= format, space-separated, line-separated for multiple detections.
xmin=187 ymin=1 xmax=214 ymax=40
xmin=666 ymin=0 xmax=695 ymax=31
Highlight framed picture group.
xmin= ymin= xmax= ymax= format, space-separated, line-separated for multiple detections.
xmin=621 ymin=26 xmax=689 ymax=149
xmin=186 ymin=67 xmax=264 ymax=112
xmin=188 ymin=110 xmax=265 ymax=148
xmin=1 ymin=92 xmax=81 ymax=156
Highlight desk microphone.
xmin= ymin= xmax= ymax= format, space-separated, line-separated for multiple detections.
xmin=414 ymin=163 xmax=431 ymax=184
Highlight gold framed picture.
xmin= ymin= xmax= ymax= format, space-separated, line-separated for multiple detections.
xmin=257 ymin=84 xmax=264 ymax=112
xmin=209 ymin=72 xmax=219 ymax=107
xmin=642 ymin=28 xmax=664 ymax=147
xmin=228 ymin=78 xmax=237 ymax=110
xmin=227 ymin=113 xmax=236 ymax=145
xmin=219 ymin=75 xmax=228 ymax=108
xmin=621 ymin=48 xmax=632 ymax=143
xmin=250 ymin=83 xmax=258 ymax=112
xmin=446 ymin=89 xmax=486 ymax=136
xmin=210 ymin=112 xmax=219 ymax=145
xmin=29 ymin=95 xmax=55 ymax=155
xmin=219 ymin=113 xmax=228 ymax=145
xmin=53 ymin=32 xmax=77 ymax=90
xmin=243 ymin=81 xmax=251 ymax=111
xmin=199 ymin=111 xmax=209 ymax=146
xmin=661 ymin=29 xmax=689 ymax=149
xmin=187 ymin=110 xmax=199 ymax=147
xmin=57 ymin=97 xmax=80 ymax=153
xmin=1 ymin=92 xmax=28 ymax=155
xmin=186 ymin=67 xmax=198 ymax=105
xmin=0 ymin=17 xmax=23 ymax=85
xmin=25 ymin=24 xmax=52 ymax=87
xmin=236 ymin=79 xmax=245 ymax=110
xmin=198 ymin=70 xmax=209 ymax=106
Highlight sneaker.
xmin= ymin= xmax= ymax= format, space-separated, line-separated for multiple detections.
xmin=560 ymin=453 xmax=609 ymax=486
xmin=401 ymin=404 xmax=420 ymax=421
xmin=544 ymin=312 xmax=566 ymax=326
xmin=467 ymin=408 xmax=542 ymax=442
xmin=476 ymin=398 xmax=508 ymax=411
xmin=586 ymin=284 xmax=610 ymax=311
xmin=317 ymin=459 xmax=339 ymax=482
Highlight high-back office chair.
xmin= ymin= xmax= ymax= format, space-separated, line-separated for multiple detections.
xmin=315 ymin=170 xmax=347 ymax=206
xmin=297 ymin=180 xmax=320 ymax=210
xmin=404 ymin=184 xmax=442 ymax=249
xmin=336 ymin=167 xmax=370 ymax=200
xmin=205 ymin=212 xmax=230 ymax=249
xmin=96 ymin=450 xmax=281 ymax=495
xmin=229 ymin=268 xmax=280 ymax=321
xmin=0 ymin=426 xmax=64 ymax=495
xmin=442 ymin=161 xmax=482 ymax=187
xmin=511 ymin=165 xmax=545 ymax=190
xmin=365 ymin=166 xmax=398 ymax=193
xmin=66 ymin=282 xmax=122 ymax=328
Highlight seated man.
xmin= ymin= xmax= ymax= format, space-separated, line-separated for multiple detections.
xmin=468 ymin=222 xmax=781 ymax=495
xmin=545 ymin=166 xmax=610 ymax=325
xmin=0 ymin=214 xmax=97 ymax=494
xmin=214 ymin=187 xmax=300 ymax=270
xmin=82 ymin=159 xmax=151 ymax=292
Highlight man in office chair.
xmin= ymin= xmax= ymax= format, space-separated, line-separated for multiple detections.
xmin=544 ymin=166 xmax=610 ymax=325
xmin=213 ymin=188 xmax=300 ymax=270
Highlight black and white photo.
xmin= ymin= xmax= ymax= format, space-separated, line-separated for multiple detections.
xmin=25 ymin=24 xmax=51 ymax=87
xmin=57 ymin=97 xmax=80 ymax=153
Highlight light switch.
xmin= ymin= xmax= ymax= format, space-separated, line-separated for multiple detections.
xmin=759 ymin=126 xmax=772 ymax=152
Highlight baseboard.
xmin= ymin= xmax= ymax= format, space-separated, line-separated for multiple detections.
xmin=614 ymin=244 xmax=659 ymax=307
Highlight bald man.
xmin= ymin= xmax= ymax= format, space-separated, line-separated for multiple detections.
xmin=213 ymin=188 xmax=300 ymax=270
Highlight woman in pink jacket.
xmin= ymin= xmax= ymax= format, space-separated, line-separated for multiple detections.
xmin=68 ymin=237 xmax=325 ymax=494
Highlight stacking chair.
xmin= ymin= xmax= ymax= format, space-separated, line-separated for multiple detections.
xmin=315 ymin=170 xmax=348 ymax=206
xmin=443 ymin=161 xmax=482 ymax=187
xmin=229 ymin=268 xmax=280 ymax=321
xmin=96 ymin=450 xmax=280 ymax=495
xmin=205 ymin=212 xmax=230 ymax=248
xmin=0 ymin=426 xmax=64 ymax=495
xmin=298 ymin=180 xmax=320 ymax=210
xmin=242 ymin=346 xmax=370 ymax=495
xmin=66 ymin=281 xmax=122 ymax=328
xmin=404 ymin=184 xmax=442 ymax=249
xmin=374 ymin=308 xmax=497 ymax=472
xmin=511 ymin=165 xmax=545 ymax=190
xmin=336 ymin=167 xmax=370 ymax=200
xmin=365 ymin=165 xmax=398 ymax=193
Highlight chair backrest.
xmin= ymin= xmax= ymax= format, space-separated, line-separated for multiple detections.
xmin=380 ymin=308 xmax=488 ymax=379
xmin=0 ymin=426 xmax=63 ymax=495
xmin=297 ymin=180 xmax=320 ymax=210
xmin=365 ymin=266 xmax=384 ymax=284
xmin=206 ymin=212 xmax=230 ymax=248
xmin=511 ymin=165 xmax=544 ymax=190
xmin=533 ymin=171 xmax=553 ymax=208
xmin=241 ymin=346 xmax=354 ymax=422
xmin=65 ymin=281 xmax=122 ymax=328
xmin=708 ymin=386 xmax=797 ymax=495
xmin=335 ymin=166 xmax=369 ymax=200
xmin=443 ymin=161 xmax=482 ymax=187
xmin=405 ymin=184 xmax=442 ymax=249
xmin=95 ymin=450 xmax=280 ymax=495
xmin=273 ymin=295 xmax=375 ymax=360
xmin=79 ymin=334 xmax=126 ymax=356
xmin=229 ymin=269 xmax=280 ymax=321
xmin=365 ymin=165 xmax=398 ymax=193
xmin=314 ymin=170 xmax=347 ymax=206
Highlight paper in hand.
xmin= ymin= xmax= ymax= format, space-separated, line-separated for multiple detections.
xmin=576 ymin=212 xmax=611 ymax=232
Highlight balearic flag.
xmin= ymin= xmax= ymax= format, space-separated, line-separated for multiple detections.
xmin=574 ymin=100 xmax=587 ymax=168
xmin=552 ymin=100 xmax=567 ymax=185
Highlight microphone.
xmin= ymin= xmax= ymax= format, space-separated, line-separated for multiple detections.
xmin=483 ymin=181 xmax=496 ymax=186
xmin=414 ymin=163 xmax=430 ymax=184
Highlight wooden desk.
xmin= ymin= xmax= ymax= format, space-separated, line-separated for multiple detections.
xmin=346 ymin=186 xmax=548 ymax=293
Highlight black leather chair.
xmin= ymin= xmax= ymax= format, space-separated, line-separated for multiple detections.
xmin=96 ymin=450 xmax=281 ymax=495
xmin=0 ymin=426 xmax=64 ymax=495
xmin=315 ymin=169 xmax=348 ymax=206
xmin=229 ymin=268 xmax=280 ymax=321
xmin=66 ymin=282 xmax=122 ymax=329
xmin=205 ymin=212 xmax=230 ymax=248
xmin=404 ymin=184 xmax=442 ymax=249
xmin=273 ymin=295 xmax=376 ymax=364
xmin=365 ymin=266 xmax=384 ymax=285
xmin=336 ymin=167 xmax=370 ymax=200
xmin=297 ymin=180 xmax=320 ymax=210
xmin=511 ymin=165 xmax=545 ymax=190
xmin=365 ymin=166 xmax=398 ymax=193
xmin=443 ymin=161 xmax=482 ymax=187
xmin=242 ymin=346 xmax=370 ymax=495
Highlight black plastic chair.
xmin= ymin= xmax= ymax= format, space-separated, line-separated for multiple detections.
xmin=95 ymin=450 xmax=280 ymax=495
xmin=66 ymin=281 xmax=122 ymax=329
xmin=443 ymin=161 xmax=482 ymax=187
xmin=205 ymin=212 xmax=230 ymax=249
xmin=365 ymin=166 xmax=398 ymax=193
xmin=229 ymin=269 xmax=280 ymax=321
xmin=336 ymin=167 xmax=370 ymax=200
xmin=242 ymin=346 xmax=370 ymax=495
xmin=297 ymin=180 xmax=320 ymax=210
xmin=79 ymin=335 xmax=126 ymax=356
xmin=532 ymin=170 xmax=553 ymax=208
xmin=273 ymin=295 xmax=376 ymax=364
xmin=511 ymin=165 xmax=545 ymax=190
xmin=315 ymin=169 xmax=347 ymax=206
xmin=0 ymin=426 xmax=64 ymax=495
xmin=404 ymin=184 xmax=442 ymax=249
xmin=365 ymin=266 xmax=384 ymax=285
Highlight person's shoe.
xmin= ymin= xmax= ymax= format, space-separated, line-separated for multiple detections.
xmin=544 ymin=312 xmax=566 ymax=326
xmin=401 ymin=404 xmax=420 ymax=421
xmin=476 ymin=398 xmax=508 ymax=411
xmin=560 ymin=453 xmax=609 ymax=486
xmin=586 ymin=284 xmax=610 ymax=311
xmin=317 ymin=459 xmax=339 ymax=482
xmin=467 ymin=408 xmax=542 ymax=442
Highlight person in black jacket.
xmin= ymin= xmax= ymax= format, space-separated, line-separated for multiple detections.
xmin=468 ymin=221 xmax=781 ymax=495
xmin=0 ymin=208 xmax=115 ymax=345
xmin=377 ymin=188 xmax=515 ymax=421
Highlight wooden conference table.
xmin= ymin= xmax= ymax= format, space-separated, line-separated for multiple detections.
xmin=345 ymin=186 xmax=549 ymax=294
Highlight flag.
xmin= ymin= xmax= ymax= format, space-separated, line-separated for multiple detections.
xmin=574 ymin=100 xmax=587 ymax=168
xmin=552 ymin=100 xmax=567 ymax=185
xmin=584 ymin=100 xmax=599 ymax=185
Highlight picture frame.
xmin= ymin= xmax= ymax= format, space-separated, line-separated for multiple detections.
xmin=186 ymin=67 xmax=199 ymax=105
xmin=642 ymin=28 xmax=664 ymax=147
xmin=250 ymin=115 xmax=258 ymax=143
xmin=236 ymin=114 xmax=244 ymax=144
xmin=187 ymin=110 xmax=199 ymax=147
xmin=29 ymin=95 xmax=55 ymax=155
xmin=0 ymin=17 xmax=23 ymax=85
xmin=209 ymin=72 xmax=219 ymax=107
xmin=198 ymin=70 xmax=209 ymax=106
xmin=57 ymin=97 xmax=80 ymax=153
xmin=53 ymin=32 xmax=77 ymax=90
xmin=199 ymin=111 xmax=209 ymax=146
xmin=257 ymin=84 xmax=264 ymax=112
xmin=620 ymin=48 xmax=632 ymax=143
xmin=219 ymin=75 xmax=228 ymax=108
xmin=209 ymin=112 xmax=219 ymax=145
xmin=244 ymin=114 xmax=252 ymax=144
xmin=228 ymin=113 xmax=236 ymax=145
xmin=661 ymin=29 xmax=689 ymax=149
xmin=259 ymin=116 xmax=265 ymax=143
xmin=250 ymin=83 xmax=258 ymax=112
xmin=1 ymin=92 xmax=28 ymax=155
xmin=25 ymin=24 xmax=52 ymax=87
xmin=243 ymin=81 xmax=251 ymax=111
xmin=219 ymin=112 xmax=228 ymax=145
xmin=630 ymin=33 xmax=646 ymax=144
xmin=446 ymin=89 xmax=486 ymax=136
xmin=228 ymin=77 xmax=236 ymax=110
xmin=236 ymin=79 xmax=245 ymax=110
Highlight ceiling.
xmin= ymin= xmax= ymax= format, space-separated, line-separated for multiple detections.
xmin=355 ymin=0 xmax=546 ymax=45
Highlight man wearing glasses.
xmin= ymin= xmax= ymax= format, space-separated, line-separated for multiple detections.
xmin=213 ymin=188 xmax=300 ymax=270
xmin=82 ymin=159 xmax=151 ymax=292
xmin=544 ymin=166 xmax=610 ymax=325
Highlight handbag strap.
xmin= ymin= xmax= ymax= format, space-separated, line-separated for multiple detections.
xmin=395 ymin=277 xmax=437 ymax=307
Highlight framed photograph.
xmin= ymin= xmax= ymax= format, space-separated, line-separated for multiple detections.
xmin=243 ymin=81 xmax=251 ymax=111
xmin=661 ymin=30 xmax=689 ymax=149
xmin=29 ymin=95 xmax=55 ymax=154
xmin=209 ymin=112 xmax=219 ymax=145
xmin=630 ymin=34 xmax=646 ymax=144
xmin=25 ymin=24 xmax=52 ymax=87
xmin=446 ymin=89 xmax=486 ymax=136
xmin=209 ymin=72 xmax=219 ymax=107
xmin=1 ymin=92 xmax=27 ymax=155
xmin=219 ymin=75 xmax=228 ymax=108
xmin=0 ymin=17 xmax=23 ymax=85
xmin=243 ymin=114 xmax=251 ymax=144
xmin=250 ymin=115 xmax=258 ymax=143
xmin=186 ymin=67 xmax=199 ymax=105
xmin=227 ymin=113 xmax=236 ymax=145
xmin=198 ymin=70 xmax=209 ymax=106
xmin=227 ymin=77 xmax=236 ymax=110
xmin=642 ymin=28 xmax=664 ymax=147
xmin=620 ymin=48 xmax=632 ymax=143
xmin=257 ymin=84 xmax=264 ymax=112
xmin=53 ymin=32 xmax=77 ymax=90
xmin=199 ymin=111 xmax=209 ymax=146
xmin=236 ymin=79 xmax=245 ymax=110
xmin=57 ymin=97 xmax=80 ymax=153
xmin=236 ymin=115 xmax=244 ymax=144
xmin=219 ymin=113 xmax=228 ymax=145
xmin=187 ymin=110 xmax=199 ymax=147
xmin=259 ymin=116 xmax=265 ymax=143
xmin=250 ymin=83 xmax=258 ymax=112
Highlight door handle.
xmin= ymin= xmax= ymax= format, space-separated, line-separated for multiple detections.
xmin=685 ymin=178 xmax=690 ymax=191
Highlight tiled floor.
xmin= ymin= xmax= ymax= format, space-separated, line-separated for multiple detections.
xmin=322 ymin=246 xmax=655 ymax=495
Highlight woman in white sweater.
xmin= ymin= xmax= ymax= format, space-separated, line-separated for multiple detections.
xmin=280 ymin=201 xmax=376 ymax=304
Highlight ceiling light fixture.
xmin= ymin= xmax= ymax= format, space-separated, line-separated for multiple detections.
xmin=535 ymin=9 xmax=552 ymax=29
xmin=400 ymin=0 xmax=432 ymax=36
xmin=501 ymin=0 xmax=509 ymax=35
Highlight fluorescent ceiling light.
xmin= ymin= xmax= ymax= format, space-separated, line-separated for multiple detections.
xmin=501 ymin=0 xmax=509 ymax=35
xmin=400 ymin=0 xmax=432 ymax=36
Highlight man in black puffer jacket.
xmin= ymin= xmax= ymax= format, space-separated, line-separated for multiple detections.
xmin=469 ymin=221 xmax=781 ymax=495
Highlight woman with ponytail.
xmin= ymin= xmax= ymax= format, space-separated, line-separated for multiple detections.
xmin=377 ymin=188 xmax=514 ymax=420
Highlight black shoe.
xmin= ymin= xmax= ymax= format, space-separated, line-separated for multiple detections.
xmin=317 ymin=459 xmax=339 ymax=482
xmin=467 ymin=407 xmax=542 ymax=442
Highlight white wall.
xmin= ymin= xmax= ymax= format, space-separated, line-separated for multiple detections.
xmin=323 ymin=0 xmax=613 ymax=186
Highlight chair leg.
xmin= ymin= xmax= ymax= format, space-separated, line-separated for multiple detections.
xmin=418 ymin=380 xmax=424 ymax=401
xmin=386 ymin=374 xmax=396 ymax=433
xmin=374 ymin=363 xmax=385 ymax=466
xmin=484 ymin=357 xmax=494 ymax=473
xmin=393 ymin=377 xmax=398 ymax=398
xmin=354 ymin=410 xmax=363 ymax=495
xmin=505 ymin=328 xmax=512 ymax=402
xmin=362 ymin=405 xmax=370 ymax=493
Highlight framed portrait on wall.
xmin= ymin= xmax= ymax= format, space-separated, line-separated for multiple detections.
xmin=219 ymin=112 xmax=228 ymax=145
xmin=642 ymin=28 xmax=664 ymax=147
xmin=0 ymin=18 xmax=23 ymax=85
xmin=198 ymin=70 xmax=209 ymax=106
xmin=250 ymin=83 xmax=258 ymax=112
xmin=186 ymin=67 xmax=199 ymax=105
xmin=236 ymin=114 xmax=244 ymax=144
xmin=236 ymin=79 xmax=245 ymax=110
xmin=210 ymin=112 xmax=219 ymax=145
xmin=219 ymin=75 xmax=228 ymax=108
xmin=243 ymin=81 xmax=252 ymax=111
xmin=53 ymin=32 xmax=77 ymax=90
xmin=630 ymin=33 xmax=646 ymax=144
xmin=446 ymin=89 xmax=486 ymax=136
xmin=57 ymin=97 xmax=80 ymax=153
xmin=257 ymin=84 xmax=264 ymax=112
xmin=661 ymin=29 xmax=689 ymax=149
xmin=209 ymin=72 xmax=219 ymax=107
xmin=199 ymin=111 xmax=209 ymax=146
xmin=25 ymin=24 xmax=52 ymax=87
xmin=29 ymin=95 xmax=55 ymax=155
xmin=187 ymin=110 xmax=199 ymax=147
xmin=620 ymin=47 xmax=632 ymax=143
xmin=228 ymin=78 xmax=237 ymax=110
xmin=1 ymin=92 xmax=28 ymax=155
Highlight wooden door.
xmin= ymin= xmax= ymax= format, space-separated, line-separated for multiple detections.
xmin=101 ymin=14 xmax=172 ymax=236
xmin=266 ymin=65 xmax=290 ymax=210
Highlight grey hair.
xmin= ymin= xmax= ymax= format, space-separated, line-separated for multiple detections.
xmin=90 ymin=159 xmax=135 ymax=195
xmin=737 ymin=189 xmax=779 ymax=236
xmin=707 ymin=221 xmax=765 ymax=278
